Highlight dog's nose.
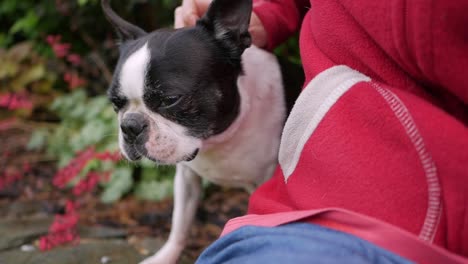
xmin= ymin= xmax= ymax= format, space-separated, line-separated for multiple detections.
xmin=121 ymin=113 xmax=148 ymax=141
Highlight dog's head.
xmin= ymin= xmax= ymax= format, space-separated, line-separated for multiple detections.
xmin=102 ymin=0 xmax=252 ymax=164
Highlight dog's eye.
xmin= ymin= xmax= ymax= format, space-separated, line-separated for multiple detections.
xmin=160 ymin=95 xmax=181 ymax=108
xmin=110 ymin=97 xmax=127 ymax=112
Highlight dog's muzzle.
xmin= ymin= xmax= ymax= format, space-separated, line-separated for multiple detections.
xmin=121 ymin=113 xmax=148 ymax=143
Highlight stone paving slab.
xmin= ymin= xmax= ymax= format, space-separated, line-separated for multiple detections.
xmin=0 ymin=200 xmax=196 ymax=264
xmin=0 ymin=217 xmax=53 ymax=251
xmin=0 ymin=200 xmax=47 ymax=219
xmin=78 ymin=226 xmax=128 ymax=239
xmin=0 ymin=239 xmax=144 ymax=264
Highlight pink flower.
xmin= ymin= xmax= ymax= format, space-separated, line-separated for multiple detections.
xmin=39 ymin=229 xmax=79 ymax=251
xmin=46 ymin=35 xmax=71 ymax=58
xmin=39 ymin=199 xmax=80 ymax=251
xmin=52 ymin=43 xmax=71 ymax=58
xmin=63 ymin=72 xmax=87 ymax=90
xmin=72 ymin=171 xmax=100 ymax=196
xmin=53 ymin=147 xmax=120 ymax=189
xmin=66 ymin=54 xmax=82 ymax=66
xmin=95 ymin=150 xmax=121 ymax=162
xmin=22 ymin=162 xmax=31 ymax=173
xmin=53 ymin=146 xmax=96 ymax=188
xmin=46 ymin=35 xmax=61 ymax=45
xmin=41 ymin=147 xmax=122 ymax=250
xmin=0 ymin=93 xmax=33 ymax=111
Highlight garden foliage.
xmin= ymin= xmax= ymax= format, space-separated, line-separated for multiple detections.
xmin=0 ymin=0 xmax=301 ymax=203
xmin=1 ymin=0 xmax=180 ymax=202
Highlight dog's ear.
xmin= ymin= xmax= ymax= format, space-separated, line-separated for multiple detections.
xmin=101 ymin=0 xmax=146 ymax=41
xmin=198 ymin=0 xmax=252 ymax=56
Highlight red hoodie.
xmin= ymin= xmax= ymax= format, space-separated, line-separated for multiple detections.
xmin=221 ymin=1 xmax=468 ymax=263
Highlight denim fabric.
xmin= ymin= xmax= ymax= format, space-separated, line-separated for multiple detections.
xmin=196 ymin=223 xmax=413 ymax=264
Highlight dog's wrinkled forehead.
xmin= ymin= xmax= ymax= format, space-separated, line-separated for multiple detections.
xmin=104 ymin=0 xmax=253 ymax=137
xmin=104 ymin=0 xmax=254 ymax=103
xmin=109 ymin=30 xmax=213 ymax=101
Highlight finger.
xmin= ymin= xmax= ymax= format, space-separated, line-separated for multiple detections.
xmin=181 ymin=0 xmax=196 ymax=14
xmin=193 ymin=0 xmax=212 ymax=17
xmin=183 ymin=13 xmax=198 ymax=27
xmin=174 ymin=6 xmax=184 ymax=28
xmin=182 ymin=0 xmax=199 ymax=26
xmin=249 ymin=13 xmax=268 ymax=48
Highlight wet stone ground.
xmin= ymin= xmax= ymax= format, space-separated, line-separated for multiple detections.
xmin=0 ymin=200 xmax=144 ymax=264
xmin=0 ymin=125 xmax=249 ymax=264
xmin=0 ymin=189 xmax=248 ymax=264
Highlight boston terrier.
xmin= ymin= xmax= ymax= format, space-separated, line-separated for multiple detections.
xmin=102 ymin=0 xmax=293 ymax=263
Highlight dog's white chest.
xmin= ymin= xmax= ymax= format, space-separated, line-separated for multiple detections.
xmin=188 ymin=137 xmax=278 ymax=190
xmin=186 ymin=46 xmax=285 ymax=190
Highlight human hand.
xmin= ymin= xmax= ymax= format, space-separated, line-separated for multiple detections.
xmin=174 ymin=0 xmax=268 ymax=48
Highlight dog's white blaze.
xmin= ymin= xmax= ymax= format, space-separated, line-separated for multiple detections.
xmin=120 ymin=43 xmax=150 ymax=100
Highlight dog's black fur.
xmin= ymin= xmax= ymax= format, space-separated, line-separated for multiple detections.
xmin=103 ymin=0 xmax=253 ymax=141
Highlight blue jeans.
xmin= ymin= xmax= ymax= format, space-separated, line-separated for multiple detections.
xmin=196 ymin=223 xmax=413 ymax=264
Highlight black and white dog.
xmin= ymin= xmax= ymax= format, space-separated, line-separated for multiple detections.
xmin=102 ymin=0 xmax=293 ymax=263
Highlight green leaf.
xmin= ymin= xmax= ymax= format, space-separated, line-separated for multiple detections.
xmin=0 ymin=33 xmax=12 ymax=48
xmin=102 ymin=106 xmax=116 ymax=120
xmin=100 ymin=160 xmax=116 ymax=172
xmin=82 ymin=159 xmax=101 ymax=175
xmin=0 ymin=1 xmax=18 ymax=14
xmin=139 ymin=163 xmax=175 ymax=182
xmin=104 ymin=141 xmax=119 ymax=152
xmin=57 ymin=153 xmax=74 ymax=168
xmin=80 ymin=120 xmax=107 ymax=146
xmin=134 ymin=179 xmax=173 ymax=201
xmin=27 ymin=129 xmax=48 ymax=150
xmin=70 ymin=131 xmax=85 ymax=153
xmin=158 ymin=165 xmax=176 ymax=179
xmin=69 ymin=103 xmax=87 ymax=119
xmin=10 ymin=10 xmax=39 ymax=35
xmin=100 ymin=167 xmax=133 ymax=203
xmin=78 ymin=0 xmax=89 ymax=6
xmin=14 ymin=64 xmax=45 ymax=88
xmin=50 ymin=90 xmax=87 ymax=115
xmin=0 ymin=59 xmax=18 ymax=79
xmin=84 ymin=97 xmax=109 ymax=121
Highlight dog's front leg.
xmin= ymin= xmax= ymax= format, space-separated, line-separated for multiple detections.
xmin=139 ymin=164 xmax=201 ymax=264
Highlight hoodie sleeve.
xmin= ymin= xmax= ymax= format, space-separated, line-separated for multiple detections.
xmin=253 ymin=0 xmax=310 ymax=50
xmin=336 ymin=0 xmax=468 ymax=121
